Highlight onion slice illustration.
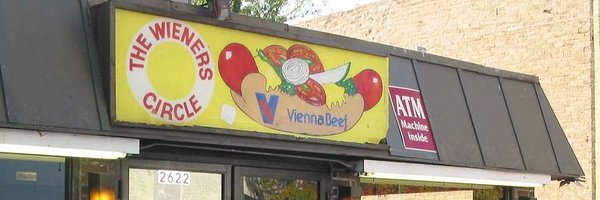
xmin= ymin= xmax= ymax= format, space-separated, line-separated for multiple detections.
xmin=281 ymin=58 xmax=310 ymax=85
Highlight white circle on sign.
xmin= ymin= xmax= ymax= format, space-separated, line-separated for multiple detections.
xmin=125 ymin=18 xmax=215 ymax=123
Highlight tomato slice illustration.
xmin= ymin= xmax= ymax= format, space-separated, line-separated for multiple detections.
xmin=353 ymin=69 xmax=382 ymax=111
xmin=295 ymin=79 xmax=326 ymax=106
xmin=287 ymin=44 xmax=324 ymax=74
xmin=263 ymin=45 xmax=287 ymax=67
xmin=218 ymin=43 xmax=259 ymax=95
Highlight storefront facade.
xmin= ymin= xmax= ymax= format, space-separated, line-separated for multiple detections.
xmin=0 ymin=0 xmax=583 ymax=199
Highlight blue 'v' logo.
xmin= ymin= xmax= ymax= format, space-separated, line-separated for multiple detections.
xmin=256 ymin=93 xmax=279 ymax=124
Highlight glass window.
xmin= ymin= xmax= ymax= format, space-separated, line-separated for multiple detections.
xmin=171 ymin=0 xmax=192 ymax=4
xmin=512 ymin=188 xmax=535 ymax=200
xmin=242 ymin=176 xmax=318 ymax=200
xmin=0 ymin=153 xmax=65 ymax=200
xmin=129 ymin=168 xmax=222 ymax=200
xmin=360 ymin=181 xmax=504 ymax=200
xmin=73 ymin=158 xmax=119 ymax=200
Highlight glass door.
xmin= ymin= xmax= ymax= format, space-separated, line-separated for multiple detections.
xmin=124 ymin=159 xmax=231 ymax=200
xmin=234 ymin=167 xmax=328 ymax=200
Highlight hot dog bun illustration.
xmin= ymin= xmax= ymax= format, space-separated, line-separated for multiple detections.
xmin=219 ymin=43 xmax=382 ymax=136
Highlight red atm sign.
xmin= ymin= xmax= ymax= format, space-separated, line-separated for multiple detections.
xmin=389 ymin=86 xmax=437 ymax=152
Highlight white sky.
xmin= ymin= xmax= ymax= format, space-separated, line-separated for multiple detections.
xmin=287 ymin=0 xmax=381 ymax=24
xmin=322 ymin=0 xmax=380 ymax=13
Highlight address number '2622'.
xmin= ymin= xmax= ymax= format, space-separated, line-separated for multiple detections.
xmin=157 ymin=170 xmax=191 ymax=185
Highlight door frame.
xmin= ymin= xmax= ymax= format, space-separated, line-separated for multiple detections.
xmin=122 ymin=158 xmax=232 ymax=200
xmin=234 ymin=166 xmax=330 ymax=200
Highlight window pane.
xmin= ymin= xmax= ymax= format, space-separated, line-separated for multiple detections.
xmin=0 ymin=153 xmax=65 ymax=200
xmin=129 ymin=168 xmax=222 ymax=200
xmin=360 ymin=182 xmax=503 ymax=200
xmin=243 ymin=176 xmax=318 ymax=200
xmin=74 ymin=158 xmax=118 ymax=200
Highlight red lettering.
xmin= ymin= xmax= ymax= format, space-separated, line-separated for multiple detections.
xmin=183 ymin=101 xmax=194 ymax=118
xmin=189 ymin=95 xmax=202 ymax=114
xmin=195 ymin=52 xmax=210 ymax=67
xmin=181 ymin=27 xmax=195 ymax=46
xmin=130 ymin=45 xmax=147 ymax=61
xmin=152 ymin=99 xmax=162 ymax=114
xmin=128 ymin=35 xmax=150 ymax=71
xmin=135 ymin=34 xmax=152 ymax=51
xmin=160 ymin=102 xmax=173 ymax=120
xmin=142 ymin=94 xmax=200 ymax=120
xmin=172 ymin=22 xmax=182 ymax=40
xmin=199 ymin=68 xmax=213 ymax=80
xmin=190 ymin=38 xmax=205 ymax=55
xmin=141 ymin=93 xmax=207 ymax=120
xmin=174 ymin=104 xmax=185 ymax=121
xmin=149 ymin=21 xmax=167 ymax=40
xmin=143 ymin=92 xmax=156 ymax=110
xmin=166 ymin=22 xmax=171 ymax=39
xmin=129 ymin=58 xmax=144 ymax=71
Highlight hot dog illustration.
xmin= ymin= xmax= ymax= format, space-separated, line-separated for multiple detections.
xmin=218 ymin=43 xmax=383 ymax=135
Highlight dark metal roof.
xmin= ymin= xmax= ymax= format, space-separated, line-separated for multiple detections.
xmin=384 ymin=53 xmax=583 ymax=178
xmin=0 ymin=0 xmax=583 ymax=179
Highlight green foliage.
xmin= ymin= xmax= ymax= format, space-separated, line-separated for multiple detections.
xmin=473 ymin=187 xmax=503 ymax=200
xmin=192 ymin=0 xmax=323 ymax=23
xmin=244 ymin=177 xmax=318 ymax=200
xmin=239 ymin=0 xmax=287 ymax=22
xmin=192 ymin=0 xmax=208 ymax=6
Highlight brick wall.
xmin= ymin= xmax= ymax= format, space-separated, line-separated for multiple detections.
xmin=298 ymin=0 xmax=593 ymax=199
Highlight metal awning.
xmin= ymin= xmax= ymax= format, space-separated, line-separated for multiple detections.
xmin=0 ymin=128 xmax=139 ymax=159
xmin=386 ymin=56 xmax=584 ymax=180
xmin=357 ymin=160 xmax=551 ymax=187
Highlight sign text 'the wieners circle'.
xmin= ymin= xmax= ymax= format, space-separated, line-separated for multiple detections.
xmin=126 ymin=18 xmax=215 ymax=123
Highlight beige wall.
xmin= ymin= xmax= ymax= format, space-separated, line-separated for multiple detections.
xmin=298 ymin=0 xmax=593 ymax=199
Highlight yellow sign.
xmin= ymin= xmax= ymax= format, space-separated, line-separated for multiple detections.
xmin=115 ymin=9 xmax=389 ymax=143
